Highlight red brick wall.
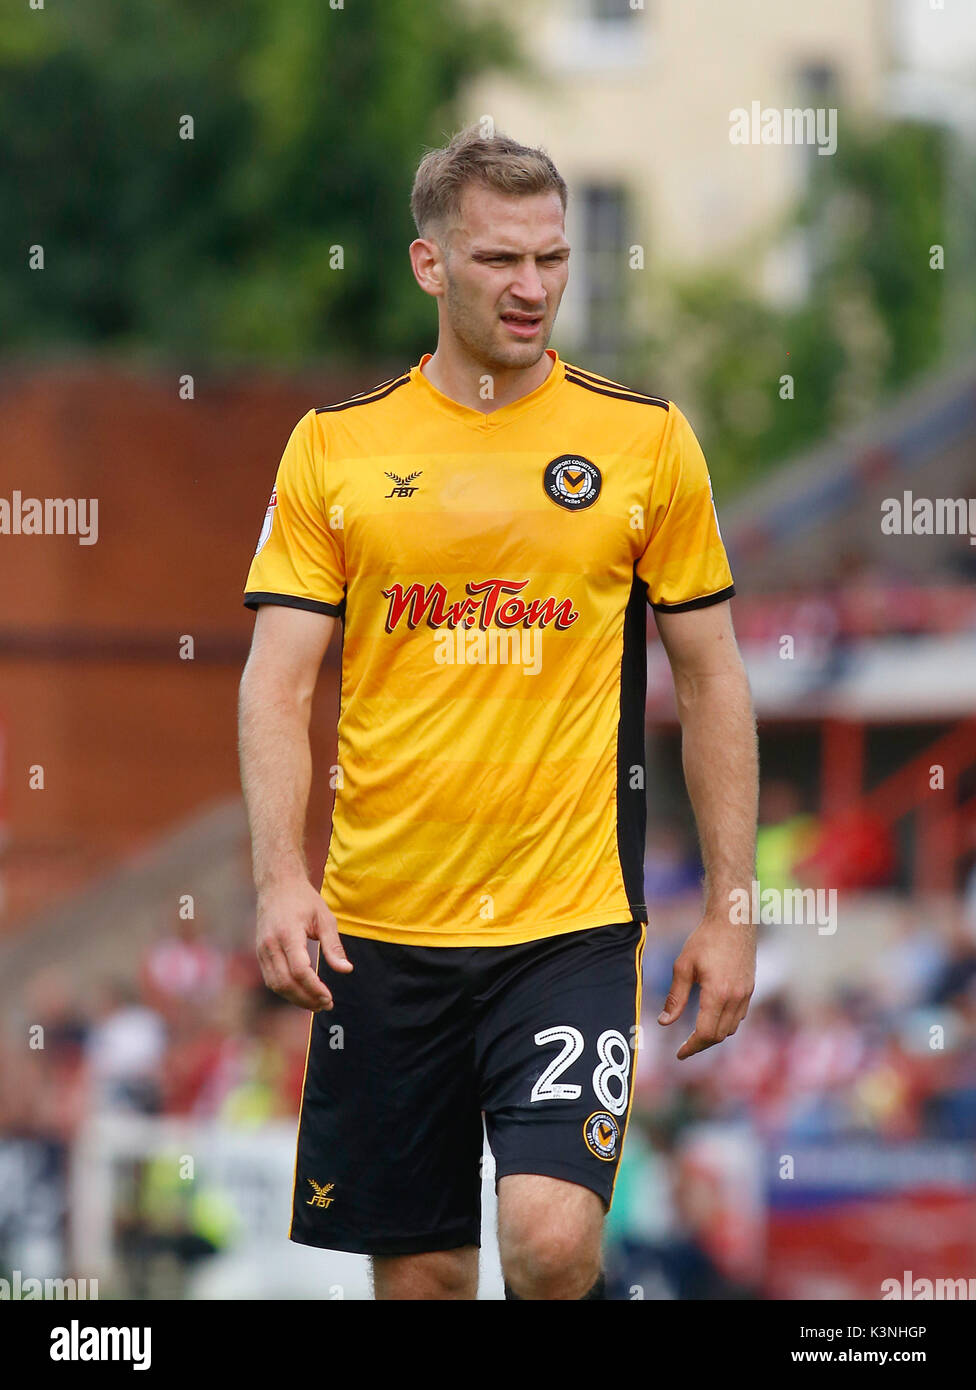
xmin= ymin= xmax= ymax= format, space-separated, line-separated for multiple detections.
xmin=0 ymin=364 xmax=385 ymax=924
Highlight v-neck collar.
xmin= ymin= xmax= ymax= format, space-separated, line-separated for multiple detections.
xmin=408 ymin=348 xmax=565 ymax=431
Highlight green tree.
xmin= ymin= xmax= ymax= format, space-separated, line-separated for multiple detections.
xmin=0 ymin=0 xmax=516 ymax=365
xmin=630 ymin=121 xmax=953 ymax=494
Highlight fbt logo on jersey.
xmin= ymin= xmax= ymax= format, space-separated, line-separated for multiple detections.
xmin=382 ymin=578 xmax=578 ymax=677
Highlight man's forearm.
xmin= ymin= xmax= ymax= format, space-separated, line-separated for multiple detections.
xmin=238 ymin=670 xmax=314 ymax=891
xmin=674 ymin=660 xmax=758 ymax=918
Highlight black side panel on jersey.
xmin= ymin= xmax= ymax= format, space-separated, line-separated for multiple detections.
xmin=616 ymin=569 xmax=649 ymax=920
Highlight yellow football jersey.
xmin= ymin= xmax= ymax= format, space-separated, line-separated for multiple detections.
xmin=244 ymin=350 xmax=734 ymax=946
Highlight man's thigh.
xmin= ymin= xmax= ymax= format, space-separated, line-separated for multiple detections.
xmin=371 ymin=1245 xmax=480 ymax=1301
xmin=496 ymin=1172 xmax=604 ymax=1259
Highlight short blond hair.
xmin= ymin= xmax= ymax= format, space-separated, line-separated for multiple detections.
xmin=410 ymin=125 xmax=567 ymax=239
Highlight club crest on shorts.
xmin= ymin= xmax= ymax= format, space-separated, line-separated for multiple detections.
xmin=543 ymin=454 xmax=602 ymax=511
xmin=583 ymin=1110 xmax=620 ymax=1161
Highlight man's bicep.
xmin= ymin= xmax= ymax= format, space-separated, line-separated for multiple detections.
xmin=653 ymin=599 xmax=742 ymax=679
xmin=244 ymin=604 xmax=336 ymax=695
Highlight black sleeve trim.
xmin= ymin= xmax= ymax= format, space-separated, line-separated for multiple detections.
xmin=650 ymin=584 xmax=736 ymax=614
xmin=244 ymin=591 xmax=345 ymax=617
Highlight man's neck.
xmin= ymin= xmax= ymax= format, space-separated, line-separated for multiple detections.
xmin=421 ymin=345 xmax=554 ymax=415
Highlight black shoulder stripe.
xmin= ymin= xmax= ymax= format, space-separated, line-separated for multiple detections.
xmin=564 ymin=363 xmax=669 ymax=405
xmin=563 ymin=363 xmax=634 ymax=392
xmin=565 ymin=371 xmax=669 ymax=409
xmin=316 ymin=375 xmax=410 ymax=413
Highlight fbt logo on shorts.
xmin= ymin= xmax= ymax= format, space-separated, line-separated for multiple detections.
xmin=382 ymin=578 xmax=579 ymax=678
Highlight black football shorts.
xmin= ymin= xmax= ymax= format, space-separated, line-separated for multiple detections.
xmin=289 ymin=919 xmax=647 ymax=1258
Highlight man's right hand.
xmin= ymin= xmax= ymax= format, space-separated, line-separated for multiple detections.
xmin=255 ymin=879 xmax=353 ymax=1012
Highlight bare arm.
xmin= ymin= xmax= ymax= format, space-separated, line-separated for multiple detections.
xmin=653 ymin=600 xmax=758 ymax=1058
xmin=238 ymin=604 xmax=352 ymax=1011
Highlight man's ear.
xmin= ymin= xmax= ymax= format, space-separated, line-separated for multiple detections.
xmin=409 ymin=237 xmax=446 ymax=298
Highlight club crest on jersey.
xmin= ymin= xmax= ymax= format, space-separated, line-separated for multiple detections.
xmin=583 ymin=1111 xmax=620 ymax=1162
xmin=254 ymin=488 xmax=277 ymax=555
xmin=543 ymin=455 xmax=602 ymax=511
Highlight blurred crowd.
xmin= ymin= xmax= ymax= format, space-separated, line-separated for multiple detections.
xmin=1 ymin=792 xmax=975 ymax=1297
xmin=0 ymin=920 xmax=315 ymax=1295
xmin=0 ymin=919 xmax=310 ymax=1144
xmin=637 ymin=798 xmax=976 ymax=1144
xmin=734 ymin=556 xmax=976 ymax=649
xmin=604 ymin=805 xmax=976 ymax=1297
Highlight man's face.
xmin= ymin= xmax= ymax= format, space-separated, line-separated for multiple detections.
xmin=436 ymin=185 xmax=570 ymax=371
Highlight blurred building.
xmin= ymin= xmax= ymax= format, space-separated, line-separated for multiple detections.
xmin=465 ymin=0 xmax=890 ymax=359
xmin=645 ymin=351 xmax=976 ymax=896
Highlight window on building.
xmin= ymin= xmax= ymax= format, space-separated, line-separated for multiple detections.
xmin=576 ymin=184 xmax=631 ymax=365
xmin=798 ymin=62 xmax=837 ymax=100
xmin=550 ymin=0 xmax=652 ymax=71
xmin=585 ymin=0 xmax=644 ymax=27
xmin=761 ymin=62 xmax=840 ymax=307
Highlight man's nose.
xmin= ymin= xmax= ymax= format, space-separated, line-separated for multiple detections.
xmin=508 ymin=264 xmax=546 ymax=305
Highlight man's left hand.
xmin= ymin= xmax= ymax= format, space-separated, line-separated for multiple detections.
xmin=658 ymin=915 xmax=756 ymax=1060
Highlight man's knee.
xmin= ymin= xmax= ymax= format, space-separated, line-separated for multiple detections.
xmin=498 ymin=1175 xmax=604 ymax=1300
xmin=502 ymin=1223 xmax=602 ymax=1299
xmin=371 ymin=1245 xmax=479 ymax=1300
